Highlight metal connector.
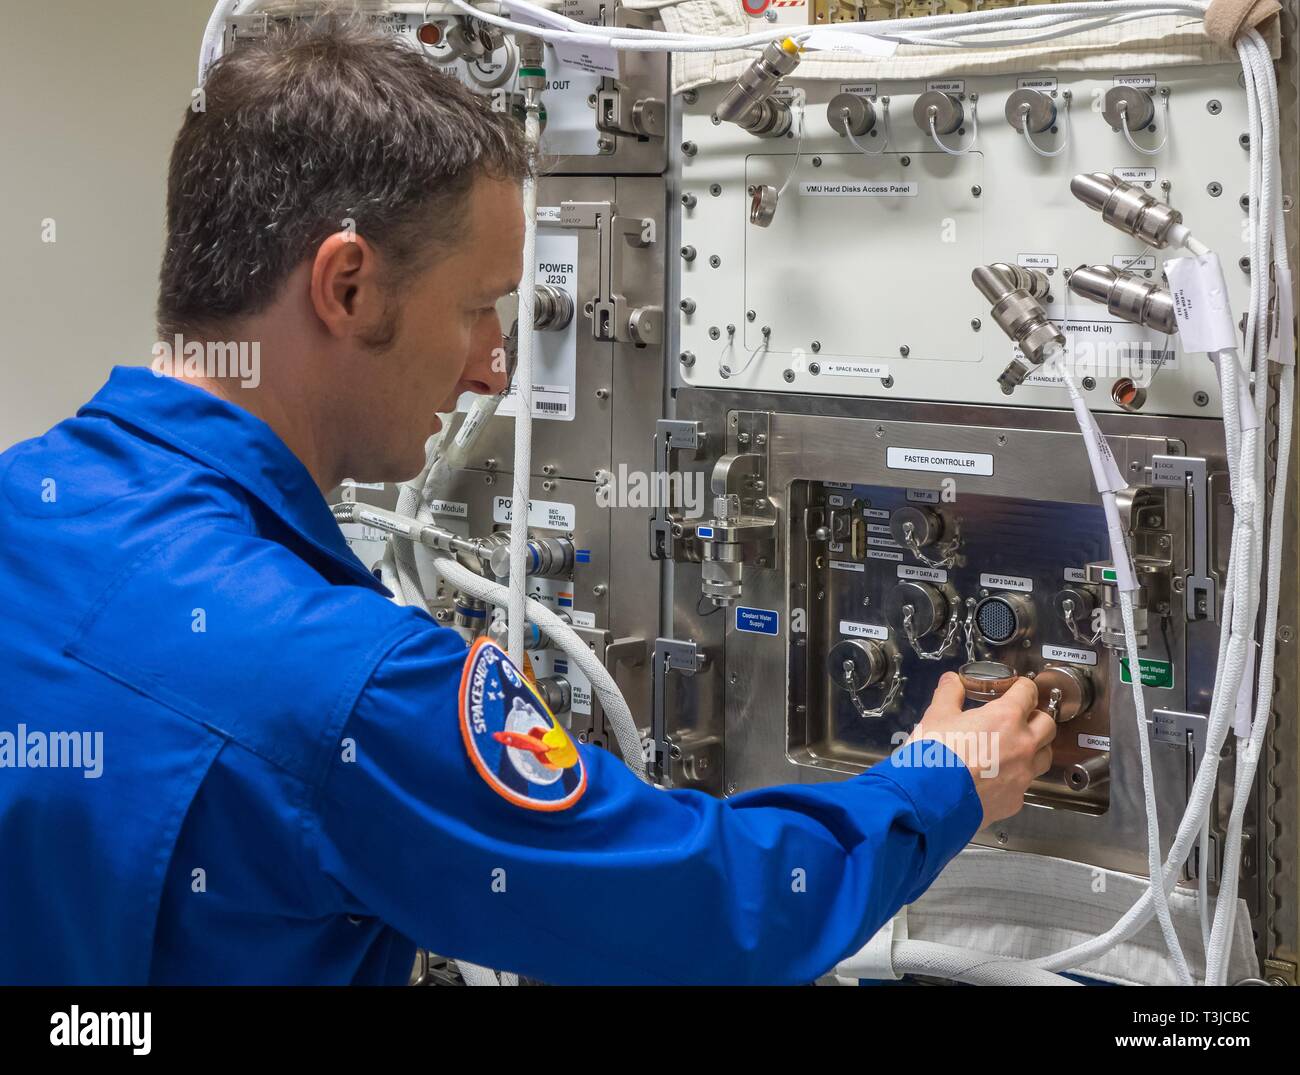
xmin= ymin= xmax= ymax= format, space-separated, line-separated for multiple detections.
xmin=971 ymin=264 xmax=1064 ymax=394
xmin=713 ymin=39 xmax=801 ymax=139
xmin=1070 ymin=172 xmax=1184 ymax=249
xmin=1068 ymin=264 xmax=1177 ymax=334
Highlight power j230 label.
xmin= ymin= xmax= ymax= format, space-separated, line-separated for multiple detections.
xmin=459 ymin=638 xmax=587 ymax=811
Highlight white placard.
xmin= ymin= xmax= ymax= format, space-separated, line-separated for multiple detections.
xmin=492 ymin=496 xmax=576 ymax=531
xmin=821 ymin=360 xmax=892 ymax=378
xmin=831 ymin=560 xmax=866 ymax=572
xmin=800 ymin=181 xmax=918 ymax=198
xmin=1165 ymin=254 xmax=1239 ymax=354
xmin=840 ymin=620 xmax=889 ymax=640
xmin=898 ymin=564 xmax=947 ymax=584
xmin=980 ymin=573 xmax=1033 ymax=593
xmin=1042 ymin=644 xmax=1099 ymax=666
xmin=887 ymin=446 xmax=994 ymax=476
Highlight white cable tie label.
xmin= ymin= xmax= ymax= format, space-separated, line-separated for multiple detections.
xmin=1165 ymin=254 xmax=1238 ymax=354
xmin=1273 ymin=280 xmax=1296 ymax=367
xmin=800 ymin=29 xmax=899 ymax=58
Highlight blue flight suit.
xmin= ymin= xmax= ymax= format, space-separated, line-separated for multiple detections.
xmin=0 ymin=366 xmax=982 ymax=984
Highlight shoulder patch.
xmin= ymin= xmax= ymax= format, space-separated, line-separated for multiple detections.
xmin=458 ymin=638 xmax=587 ymax=812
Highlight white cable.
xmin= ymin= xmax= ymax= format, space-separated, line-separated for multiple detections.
xmin=1020 ymin=93 xmax=1070 ymax=158
xmin=776 ymin=103 xmax=806 ymax=199
xmin=432 ymin=555 xmax=650 ymax=782
xmin=508 ymin=105 xmax=540 ymax=666
xmin=888 ymin=940 xmax=1080 ymax=987
xmin=198 ymin=0 xmax=244 ymax=82
xmin=928 ymin=100 xmax=978 ymax=156
xmin=845 ymin=100 xmax=891 ymax=156
xmin=1118 ymin=94 xmax=1170 ymax=156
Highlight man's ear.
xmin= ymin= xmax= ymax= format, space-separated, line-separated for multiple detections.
xmin=308 ymin=231 xmax=384 ymax=340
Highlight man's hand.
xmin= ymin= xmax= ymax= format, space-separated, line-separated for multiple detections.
xmin=906 ymin=672 xmax=1055 ymax=827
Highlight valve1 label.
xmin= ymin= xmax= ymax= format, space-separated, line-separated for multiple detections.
xmin=735 ymin=606 xmax=780 ymax=636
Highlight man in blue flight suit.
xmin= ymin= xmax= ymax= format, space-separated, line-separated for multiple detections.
xmin=0 ymin=22 xmax=1055 ymax=985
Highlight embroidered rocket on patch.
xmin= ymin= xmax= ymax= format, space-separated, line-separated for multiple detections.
xmin=458 ymin=637 xmax=587 ymax=811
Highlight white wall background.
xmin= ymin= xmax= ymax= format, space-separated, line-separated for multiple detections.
xmin=0 ymin=1 xmax=213 ymax=447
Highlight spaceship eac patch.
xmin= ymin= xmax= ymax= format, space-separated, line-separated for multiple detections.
xmin=458 ymin=637 xmax=587 ymax=811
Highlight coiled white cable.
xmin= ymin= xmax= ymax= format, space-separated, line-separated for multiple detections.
xmin=928 ymin=100 xmax=978 ymax=156
xmin=1118 ymin=94 xmax=1170 ymax=156
xmin=1020 ymin=93 xmax=1070 ymax=158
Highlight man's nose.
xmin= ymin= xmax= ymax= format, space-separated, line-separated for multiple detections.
xmin=464 ymin=310 xmax=509 ymax=396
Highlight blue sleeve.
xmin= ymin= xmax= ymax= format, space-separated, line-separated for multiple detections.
xmin=309 ymin=626 xmax=983 ymax=985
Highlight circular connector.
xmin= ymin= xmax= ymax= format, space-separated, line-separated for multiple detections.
xmin=828 ymin=638 xmax=887 ymax=693
xmin=1035 ymin=663 xmax=1094 ymax=723
xmin=913 ymin=91 xmax=964 ymax=135
xmin=1004 ymin=88 xmax=1057 ymax=134
xmin=827 ymin=93 xmax=876 ymax=137
xmin=974 ymin=592 xmax=1035 ymax=646
xmin=958 ymin=660 xmax=1020 ymax=705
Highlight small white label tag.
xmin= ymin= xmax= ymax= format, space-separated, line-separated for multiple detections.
xmin=801 ymin=29 xmax=898 ymax=58
xmin=492 ymin=496 xmax=576 ymax=531
xmin=800 ymin=181 xmax=918 ymax=198
xmin=570 ymin=610 xmax=596 ymax=629
xmin=1064 ymin=567 xmax=1087 ymax=582
xmin=1018 ymin=76 xmax=1057 ymax=90
xmin=821 ymin=360 xmax=891 ymax=378
xmin=839 ymin=82 xmax=878 ymax=96
xmin=1017 ymin=253 xmax=1058 ymax=269
xmin=1078 ymin=733 xmax=1111 ymax=751
xmin=1112 ymin=253 xmax=1157 ymax=271
xmin=1272 ymin=281 xmax=1296 ymax=366
xmin=927 ymin=79 xmax=964 ymax=93
xmin=1042 ymin=644 xmax=1099 ymax=666
xmin=907 ymin=489 xmax=940 ymax=504
xmin=1113 ymin=73 xmax=1156 ymax=88
xmin=887 ymin=446 xmax=993 ymax=476
xmin=840 ymin=620 xmax=889 ymax=640
xmin=1165 ymin=254 xmax=1238 ymax=354
xmin=536 ymin=205 xmax=562 ymax=223
xmin=428 ymin=499 xmax=468 ymax=519
xmin=867 ymin=548 xmax=904 ymax=563
xmin=831 ymin=560 xmax=866 ymax=572
xmin=980 ymin=573 xmax=1033 ymax=593
xmin=868 ymin=536 xmax=901 ymax=549
xmin=898 ymin=564 xmax=947 ymax=584
xmin=1114 ymin=166 xmax=1157 ymax=183
xmin=863 ymin=508 xmax=890 ymax=520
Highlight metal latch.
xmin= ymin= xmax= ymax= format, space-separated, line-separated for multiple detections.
xmin=595 ymin=84 xmax=666 ymax=139
xmin=651 ymin=637 xmax=706 ymax=785
xmin=1149 ymin=708 xmax=1217 ymax=882
xmin=592 ymin=215 xmax=662 ymax=345
xmin=1149 ymin=454 xmax=1215 ymax=621
xmin=650 ymin=419 xmax=706 ymax=561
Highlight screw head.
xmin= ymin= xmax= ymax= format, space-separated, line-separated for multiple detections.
xmin=900 ymin=155 xmax=911 ymax=166
xmin=1194 ymin=390 xmax=1210 ymax=407
xmin=681 ymin=193 xmax=697 ymax=209
xmin=971 ymin=318 xmax=982 ymax=331
xmin=783 ymin=369 xmax=795 ymax=383
xmin=1082 ymin=376 xmax=1097 ymax=391
xmin=679 ymin=350 xmax=695 ymax=367
xmin=680 ymin=298 xmax=696 ymax=314
xmin=746 ymin=309 xmax=756 ymax=321
xmin=971 ymin=185 xmax=982 ymax=197
xmin=1280 ymin=626 xmax=1295 ymax=643
xmin=1208 ymin=182 xmax=1223 ymax=197
xmin=899 ymin=345 xmax=910 ymax=357
xmin=809 ymin=361 xmax=821 ymax=375
xmin=681 ymin=141 xmax=697 ymax=156
xmin=881 ymin=375 xmax=894 ymax=388
xmin=708 ymin=326 xmax=720 ymax=341
xmin=709 ymin=183 xmax=722 ymax=197
xmin=1207 ymin=99 xmax=1222 ymax=114
xmin=811 ymin=340 xmax=821 ymax=353
xmin=709 ymin=254 xmax=721 ymax=268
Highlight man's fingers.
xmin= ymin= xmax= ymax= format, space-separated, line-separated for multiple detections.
xmin=1001 ymin=676 xmax=1040 ymax=719
xmin=928 ymin=671 xmax=966 ymax=713
xmin=1033 ymin=745 xmax=1053 ymax=777
xmin=1028 ymin=710 xmax=1058 ymax=748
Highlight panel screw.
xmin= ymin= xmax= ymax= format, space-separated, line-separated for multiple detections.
xmin=809 ymin=362 xmax=821 ymax=375
xmin=971 ymin=185 xmax=982 ymax=197
xmin=1207 ymin=99 xmax=1222 ymax=114
xmin=710 ymin=183 xmax=722 ymax=196
xmin=708 ymin=326 xmax=721 ymax=340
xmin=1082 ymin=376 xmax=1097 ymax=390
xmin=1240 ymin=194 xmax=1250 ymax=211
xmin=679 ymin=350 xmax=696 ymax=367
xmin=812 ymin=156 xmax=823 ymax=167
xmin=680 ymin=298 xmax=696 ymax=314
xmin=1194 ymin=390 xmax=1210 ymax=407
xmin=746 ymin=309 xmax=756 ymax=321
xmin=594 ymin=388 xmax=609 ymax=399
xmin=709 ymin=254 xmax=722 ymax=268
xmin=542 ymin=464 xmax=556 ymax=476
xmin=681 ymin=193 xmax=697 ymax=209
xmin=783 ymin=369 xmax=796 ymax=382
xmin=971 ymin=318 xmax=981 ymax=331
xmin=881 ymin=375 xmax=894 ymax=388
xmin=1239 ymin=256 xmax=1251 ymax=273
xmin=1207 ymin=182 xmax=1222 ymax=197
xmin=811 ymin=340 xmax=821 ymax=353
xmin=681 ymin=245 xmax=696 ymax=262
xmin=683 ymin=89 xmax=698 ymax=104
xmin=681 ymin=141 xmax=697 ymax=157
xmin=1280 ymin=626 xmax=1295 ymax=642
xmin=899 ymin=345 xmax=910 ymax=357
xmin=1239 ymin=132 xmax=1251 ymax=148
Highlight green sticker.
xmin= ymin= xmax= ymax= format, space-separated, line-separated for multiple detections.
xmin=1119 ymin=656 xmax=1175 ymax=689
xmin=1101 ymin=568 xmax=1117 ymax=583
